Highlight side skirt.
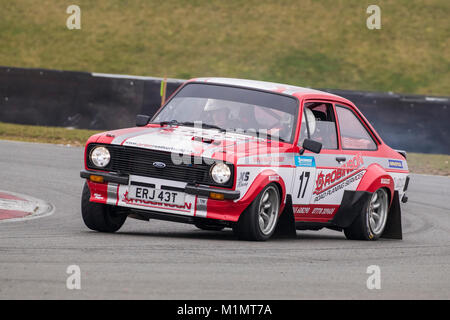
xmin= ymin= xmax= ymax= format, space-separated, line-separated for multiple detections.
xmin=292 ymin=191 xmax=371 ymax=231
xmin=128 ymin=208 xmax=234 ymax=228
xmin=275 ymin=190 xmax=403 ymax=239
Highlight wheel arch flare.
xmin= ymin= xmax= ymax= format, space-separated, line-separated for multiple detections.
xmin=357 ymin=163 xmax=395 ymax=204
xmin=238 ymin=169 xmax=287 ymax=215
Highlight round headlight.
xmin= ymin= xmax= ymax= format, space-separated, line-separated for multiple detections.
xmin=210 ymin=162 xmax=231 ymax=184
xmin=90 ymin=146 xmax=110 ymax=168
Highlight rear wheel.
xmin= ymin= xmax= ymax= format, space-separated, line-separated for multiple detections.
xmin=81 ymin=182 xmax=127 ymax=232
xmin=234 ymin=183 xmax=280 ymax=241
xmin=344 ymin=188 xmax=389 ymax=240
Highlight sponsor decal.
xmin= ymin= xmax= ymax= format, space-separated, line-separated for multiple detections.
xmin=314 ymin=154 xmax=364 ymax=194
xmin=295 ymin=156 xmax=316 ymax=167
xmin=314 ymin=170 xmax=365 ymax=202
xmin=380 ymin=178 xmax=390 ymax=185
xmin=294 ymin=206 xmax=310 ymax=214
xmin=237 ymin=171 xmax=250 ymax=188
xmin=269 ymin=175 xmax=279 ymax=181
xmin=388 ymin=159 xmax=403 ymax=169
xmin=293 ymin=206 xmax=336 ymax=215
xmin=253 ymin=156 xmax=285 ymax=164
xmin=93 ymin=193 xmax=104 ymax=200
xmin=311 ymin=207 xmax=335 ymax=215
xmin=124 ymin=141 xmax=195 ymax=155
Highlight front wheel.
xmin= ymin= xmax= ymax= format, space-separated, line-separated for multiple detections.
xmin=344 ymin=188 xmax=389 ymax=240
xmin=234 ymin=183 xmax=280 ymax=241
xmin=81 ymin=182 xmax=127 ymax=233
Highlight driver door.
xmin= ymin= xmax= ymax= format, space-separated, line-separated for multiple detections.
xmin=291 ymin=101 xmax=341 ymax=221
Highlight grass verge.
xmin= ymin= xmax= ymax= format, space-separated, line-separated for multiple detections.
xmin=0 ymin=122 xmax=100 ymax=147
xmin=406 ymin=153 xmax=449 ymax=176
xmin=0 ymin=0 xmax=449 ymax=95
xmin=0 ymin=122 xmax=448 ymax=176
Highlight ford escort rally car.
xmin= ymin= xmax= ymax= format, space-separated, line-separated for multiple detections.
xmin=80 ymin=78 xmax=410 ymax=241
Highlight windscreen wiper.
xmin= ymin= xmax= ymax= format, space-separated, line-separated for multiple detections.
xmin=151 ymin=120 xmax=179 ymax=126
xmin=195 ymin=122 xmax=227 ymax=132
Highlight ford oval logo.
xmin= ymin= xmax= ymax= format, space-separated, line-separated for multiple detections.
xmin=152 ymin=161 xmax=166 ymax=169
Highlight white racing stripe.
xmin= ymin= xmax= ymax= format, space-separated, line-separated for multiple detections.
xmin=111 ymin=127 xmax=162 ymax=145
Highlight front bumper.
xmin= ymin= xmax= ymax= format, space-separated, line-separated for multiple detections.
xmin=80 ymin=170 xmax=240 ymax=200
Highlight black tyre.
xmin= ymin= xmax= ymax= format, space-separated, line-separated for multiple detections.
xmin=234 ymin=183 xmax=280 ymax=241
xmin=344 ymin=188 xmax=389 ymax=240
xmin=81 ymin=182 xmax=127 ymax=232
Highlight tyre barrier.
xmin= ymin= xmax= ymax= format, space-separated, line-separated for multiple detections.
xmin=0 ymin=66 xmax=448 ymax=154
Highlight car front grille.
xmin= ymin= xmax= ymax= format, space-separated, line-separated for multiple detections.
xmin=86 ymin=144 xmax=233 ymax=188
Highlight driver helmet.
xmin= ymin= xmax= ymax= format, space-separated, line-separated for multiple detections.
xmin=204 ymin=99 xmax=225 ymax=112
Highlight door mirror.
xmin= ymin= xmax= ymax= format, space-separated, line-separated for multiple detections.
xmin=136 ymin=114 xmax=151 ymax=127
xmin=301 ymin=138 xmax=322 ymax=154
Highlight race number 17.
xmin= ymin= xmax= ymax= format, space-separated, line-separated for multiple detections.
xmin=297 ymin=171 xmax=310 ymax=198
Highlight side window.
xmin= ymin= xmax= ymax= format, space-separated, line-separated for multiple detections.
xmin=299 ymin=102 xmax=338 ymax=149
xmin=335 ymin=105 xmax=377 ymax=150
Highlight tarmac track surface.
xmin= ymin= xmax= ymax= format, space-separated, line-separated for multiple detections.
xmin=0 ymin=140 xmax=448 ymax=299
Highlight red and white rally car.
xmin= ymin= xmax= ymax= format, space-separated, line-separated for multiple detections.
xmin=80 ymin=78 xmax=410 ymax=241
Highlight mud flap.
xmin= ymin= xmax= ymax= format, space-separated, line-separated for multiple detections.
xmin=273 ymin=195 xmax=297 ymax=239
xmin=381 ymin=191 xmax=403 ymax=240
xmin=331 ymin=191 xmax=371 ymax=228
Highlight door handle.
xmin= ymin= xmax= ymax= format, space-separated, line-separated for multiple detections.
xmin=335 ymin=157 xmax=346 ymax=163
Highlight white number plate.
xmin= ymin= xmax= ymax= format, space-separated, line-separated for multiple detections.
xmin=129 ymin=185 xmax=185 ymax=206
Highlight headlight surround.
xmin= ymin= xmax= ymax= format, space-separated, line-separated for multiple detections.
xmin=210 ymin=162 xmax=231 ymax=184
xmin=90 ymin=146 xmax=111 ymax=168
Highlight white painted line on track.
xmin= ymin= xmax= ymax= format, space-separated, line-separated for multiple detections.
xmin=0 ymin=190 xmax=55 ymax=224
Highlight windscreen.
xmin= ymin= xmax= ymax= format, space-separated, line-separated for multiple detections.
xmin=152 ymin=83 xmax=299 ymax=143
